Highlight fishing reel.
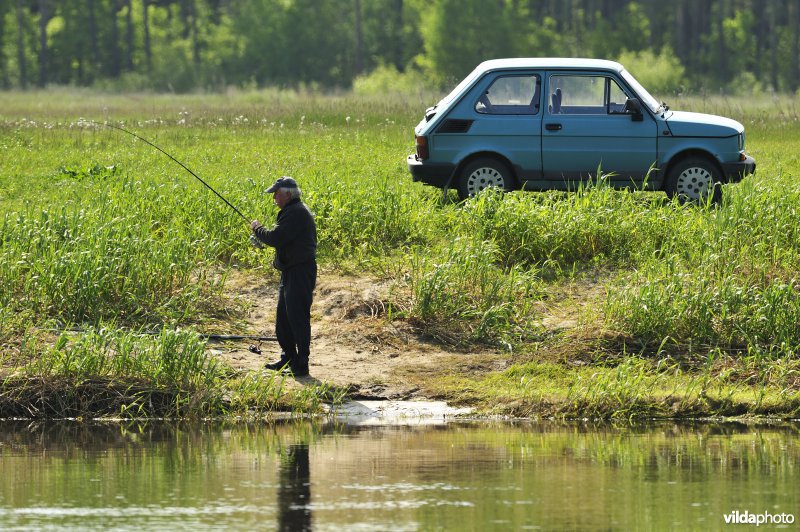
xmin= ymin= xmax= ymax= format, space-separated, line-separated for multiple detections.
xmin=249 ymin=235 xmax=264 ymax=249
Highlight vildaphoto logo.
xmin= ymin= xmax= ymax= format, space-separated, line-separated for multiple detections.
xmin=723 ymin=510 xmax=795 ymax=526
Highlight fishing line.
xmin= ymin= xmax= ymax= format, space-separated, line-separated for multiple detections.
xmin=104 ymin=122 xmax=251 ymax=224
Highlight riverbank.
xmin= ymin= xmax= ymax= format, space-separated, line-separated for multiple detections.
xmin=3 ymin=268 xmax=798 ymax=421
xmin=218 ymin=269 xmax=800 ymax=420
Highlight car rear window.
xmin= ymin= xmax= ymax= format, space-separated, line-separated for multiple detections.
xmin=475 ymin=75 xmax=541 ymax=115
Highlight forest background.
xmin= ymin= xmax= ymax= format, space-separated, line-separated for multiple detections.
xmin=2 ymin=0 xmax=800 ymax=96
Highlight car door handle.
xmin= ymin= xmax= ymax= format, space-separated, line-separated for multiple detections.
xmin=545 ymin=123 xmax=562 ymax=131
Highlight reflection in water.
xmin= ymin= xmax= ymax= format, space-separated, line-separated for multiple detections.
xmin=278 ymin=445 xmax=312 ymax=531
xmin=0 ymin=420 xmax=798 ymax=529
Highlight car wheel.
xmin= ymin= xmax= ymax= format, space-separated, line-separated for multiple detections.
xmin=457 ymin=157 xmax=514 ymax=200
xmin=665 ymin=156 xmax=723 ymax=204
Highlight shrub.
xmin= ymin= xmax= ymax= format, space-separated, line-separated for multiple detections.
xmin=617 ymin=47 xmax=686 ymax=96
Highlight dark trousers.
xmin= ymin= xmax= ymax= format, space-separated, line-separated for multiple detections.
xmin=276 ymin=261 xmax=317 ymax=371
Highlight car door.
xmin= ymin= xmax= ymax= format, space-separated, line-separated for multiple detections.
xmin=437 ymin=71 xmax=544 ymax=181
xmin=541 ymin=72 xmax=658 ymax=186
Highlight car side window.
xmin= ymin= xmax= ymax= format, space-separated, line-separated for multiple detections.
xmin=607 ymin=79 xmax=630 ymax=114
xmin=475 ymin=75 xmax=540 ymax=115
xmin=549 ymin=75 xmax=630 ymax=115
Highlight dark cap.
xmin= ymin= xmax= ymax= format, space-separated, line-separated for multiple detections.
xmin=266 ymin=176 xmax=298 ymax=193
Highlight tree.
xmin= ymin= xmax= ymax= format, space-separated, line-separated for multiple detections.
xmin=87 ymin=0 xmax=100 ymax=77
xmin=418 ymin=0 xmax=515 ymax=85
xmin=37 ymin=0 xmax=50 ymax=86
xmin=123 ymin=0 xmax=134 ymax=71
xmin=1 ymin=0 xmax=800 ymax=94
xmin=15 ymin=0 xmax=28 ymax=88
xmin=792 ymin=0 xmax=800 ymax=91
xmin=143 ymin=0 xmax=152 ymax=72
xmin=0 ymin=0 xmax=9 ymax=87
xmin=108 ymin=0 xmax=121 ymax=77
xmin=354 ymin=0 xmax=363 ymax=74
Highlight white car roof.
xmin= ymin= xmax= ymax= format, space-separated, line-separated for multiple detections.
xmin=475 ymin=58 xmax=624 ymax=73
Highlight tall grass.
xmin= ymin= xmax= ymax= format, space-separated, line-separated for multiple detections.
xmin=0 ymin=175 xmax=233 ymax=325
xmin=2 ymin=89 xmax=800 ymax=416
xmin=605 ymin=177 xmax=800 ymax=353
xmin=1 ymin=328 xmax=226 ymax=418
xmin=0 ymin=327 xmax=343 ymax=418
xmin=408 ymin=232 xmax=542 ymax=345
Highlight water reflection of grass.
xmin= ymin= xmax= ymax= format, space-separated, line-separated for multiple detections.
xmin=1 ymin=91 xmax=799 ymax=418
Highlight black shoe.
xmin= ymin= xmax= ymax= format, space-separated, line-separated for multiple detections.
xmin=264 ymin=358 xmax=291 ymax=371
xmin=281 ymin=365 xmax=309 ymax=377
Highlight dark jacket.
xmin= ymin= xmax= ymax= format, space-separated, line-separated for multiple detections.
xmin=253 ymin=198 xmax=317 ymax=271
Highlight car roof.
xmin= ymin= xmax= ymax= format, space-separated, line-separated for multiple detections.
xmin=476 ymin=58 xmax=624 ymax=73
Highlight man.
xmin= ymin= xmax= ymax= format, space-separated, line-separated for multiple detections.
xmin=250 ymin=176 xmax=317 ymax=377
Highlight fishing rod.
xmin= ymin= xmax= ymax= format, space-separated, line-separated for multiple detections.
xmin=104 ymin=122 xmax=251 ymax=225
xmin=45 ymin=326 xmax=277 ymax=342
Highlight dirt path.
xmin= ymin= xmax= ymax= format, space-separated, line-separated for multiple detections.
xmin=213 ymin=270 xmax=509 ymax=400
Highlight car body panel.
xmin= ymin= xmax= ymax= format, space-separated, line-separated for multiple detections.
xmin=664 ymin=111 xmax=744 ymax=137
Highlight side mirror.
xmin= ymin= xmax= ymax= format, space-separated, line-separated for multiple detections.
xmin=624 ymin=98 xmax=643 ymax=121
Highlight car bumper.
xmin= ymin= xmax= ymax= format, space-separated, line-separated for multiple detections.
xmin=722 ymin=155 xmax=756 ymax=183
xmin=407 ymin=155 xmax=456 ymax=188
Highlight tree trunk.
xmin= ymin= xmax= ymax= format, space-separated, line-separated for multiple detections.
xmin=87 ymin=0 xmax=99 ymax=75
xmin=717 ymin=0 xmax=728 ymax=87
xmin=769 ymin=0 xmax=779 ymax=91
xmin=37 ymin=0 xmax=49 ymax=87
xmin=793 ymin=0 xmax=800 ymax=91
xmin=124 ymin=0 xmax=134 ymax=71
xmin=143 ymin=0 xmax=152 ymax=72
xmin=16 ymin=0 xmax=27 ymax=88
xmin=392 ymin=0 xmax=404 ymax=70
xmin=109 ymin=0 xmax=121 ymax=77
xmin=753 ymin=0 xmax=767 ymax=79
xmin=674 ymin=0 xmax=689 ymax=71
xmin=191 ymin=1 xmax=200 ymax=66
xmin=354 ymin=0 xmax=363 ymax=75
xmin=0 ymin=1 xmax=8 ymax=87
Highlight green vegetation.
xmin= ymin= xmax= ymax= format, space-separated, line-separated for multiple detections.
xmin=1 ymin=89 xmax=799 ymax=419
xmin=3 ymin=1 xmax=800 ymax=94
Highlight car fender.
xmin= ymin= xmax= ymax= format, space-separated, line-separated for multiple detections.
xmin=660 ymin=136 xmax=729 ymax=167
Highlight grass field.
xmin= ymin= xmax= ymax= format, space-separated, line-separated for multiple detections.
xmin=1 ymin=89 xmax=799 ymax=419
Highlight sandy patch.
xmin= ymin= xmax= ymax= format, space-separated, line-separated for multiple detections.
xmin=213 ymin=270 xmax=506 ymax=400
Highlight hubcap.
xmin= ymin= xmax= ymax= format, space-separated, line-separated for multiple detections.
xmin=676 ymin=166 xmax=712 ymax=200
xmin=466 ymin=166 xmax=505 ymax=195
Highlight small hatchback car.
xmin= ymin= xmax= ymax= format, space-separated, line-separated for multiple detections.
xmin=407 ymin=58 xmax=755 ymax=202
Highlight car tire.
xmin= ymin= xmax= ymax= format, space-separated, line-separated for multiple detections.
xmin=665 ymin=156 xmax=723 ymax=204
xmin=457 ymin=157 xmax=514 ymax=200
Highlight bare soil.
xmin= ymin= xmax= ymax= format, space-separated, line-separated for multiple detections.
xmin=213 ymin=270 xmax=510 ymax=400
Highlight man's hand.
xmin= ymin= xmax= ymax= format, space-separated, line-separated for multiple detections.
xmin=251 ymin=220 xmax=262 ymax=231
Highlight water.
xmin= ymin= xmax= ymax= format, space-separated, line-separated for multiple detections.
xmin=0 ymin=416 xmax=798 ymax=530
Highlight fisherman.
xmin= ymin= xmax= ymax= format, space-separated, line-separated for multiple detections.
xmin=250 ymin=176 xmax=317 ymax=377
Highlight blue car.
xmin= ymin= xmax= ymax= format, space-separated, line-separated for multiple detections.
xmin=407 ymin=58 xmax=755 ymax=202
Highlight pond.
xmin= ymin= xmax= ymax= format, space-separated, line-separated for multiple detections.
xmin=0 ymin=408 xmax=798 ymax=530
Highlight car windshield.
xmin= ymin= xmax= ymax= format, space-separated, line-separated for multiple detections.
xmin=620 ymin=69 xmax=661 ymax=114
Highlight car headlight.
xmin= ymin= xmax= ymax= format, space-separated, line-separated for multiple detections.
xmin=738 ymin=132 xmax=744 ymax=151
